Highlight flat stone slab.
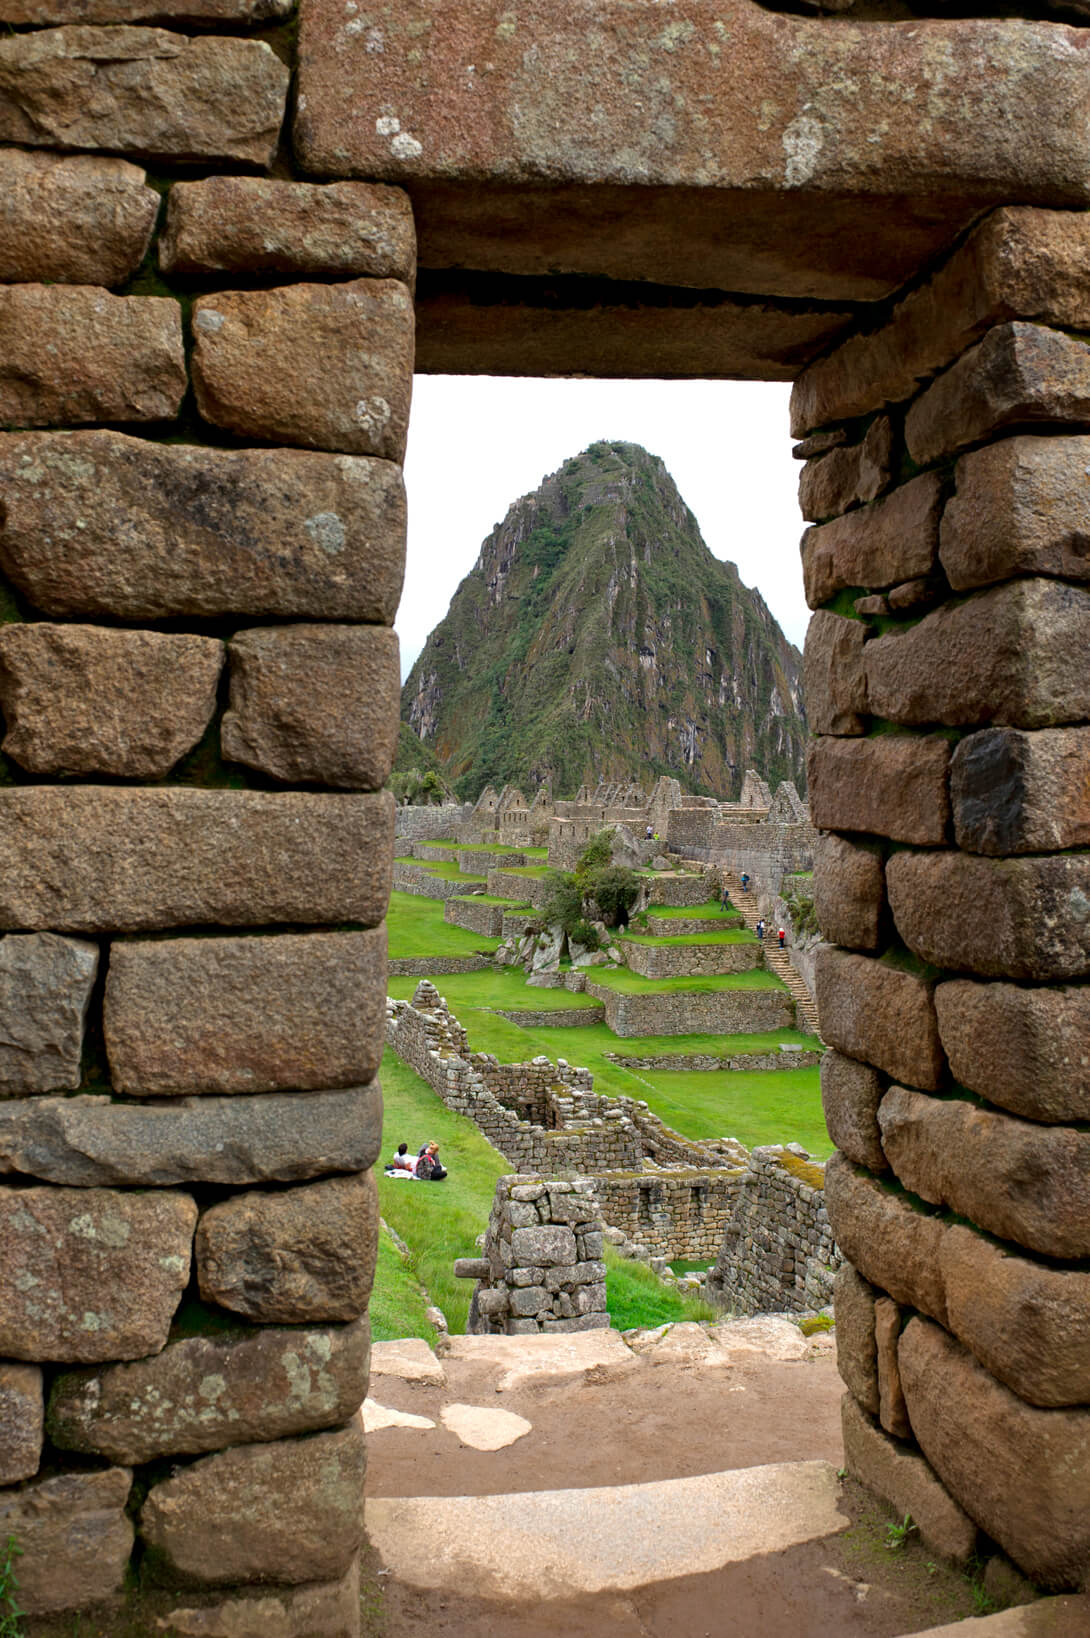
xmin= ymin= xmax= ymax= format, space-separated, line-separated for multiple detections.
xmin=709 ymin=1316 xmax=815 ymax=1365
xmin=362 ymin=1398 xmax=435 ymax=1433
xmin=440 ymin=1403 xmax=532 ymax=1451
xmin=912 ymin=1597 xmax=1090 ymax=1636
xmin=369 ymin=1337 xmax=446 ymax=1386
xmin=444 ymin=1328 xmax=638 ymax=1392
xmin=366 ymin=1460 xmax=848 ymax=1599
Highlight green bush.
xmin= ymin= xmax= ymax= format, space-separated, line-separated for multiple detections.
xmin=576 ymin=829 xmax=614 ymax=875
xmin=586 ymin=864 xmax=642 ymax=927
xmin=569 ymin=917 xmax=601 ymax=950
xmin=538 ymin=869 xmax=585 ymax=936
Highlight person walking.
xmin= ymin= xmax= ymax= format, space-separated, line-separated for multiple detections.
xmin=777 ymin=927 xmax=786 ymax=950
xmin=740 ymin=872 xmax=750 ymax=893
xmin=756 ymin=918 xmax=765 ymax=941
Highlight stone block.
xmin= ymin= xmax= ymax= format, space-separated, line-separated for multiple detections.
xmin=833 ymin=1263 xmax=879 ymax=1417
xmin=0 ymin=1183 xmax=195 ymax=1361
xmin=0 ymin=1362 xmax=42 ymax=1484
xmin=105 ymin=930 xmax=386 ymax=1096
xmin=0 ymin=625 xmax=223 ymax=779
xmin=196 ymin=1172 xmax=378 ymax=1323
xmin=801 ymin=473 xmax=942 ymax=610
xmin=951 ymin=726 xmax=1090 ymax=855
xmin=507 ymin=1285 xmax=549 ymax=1317
xmin=802 ymin=611 xmax=867 ymax=736
xmin=878 ymin=1085 xmax=1090 ymax=1261
xmin=139 ymin=1421 xmax=364 ymax=1588
xmin=898 ymin=1318 xmax=1090 ymax=1589
xmin=49 ymin=1316 xmax=370 ymax=1464
xmin=0 ymin=932 xmax=98 ymax=1095
xmin=574 ymin=1282 xmax=607 ymax=1315
xmin=792 ymin=207 xmax=1090 ymax=435
xmin=0 ymin=1466 xmax=133 ymax=1614
xmin=941 ymin=435 xmax=1090 ymax=592
xmin=0 ymin=1084 xmax=383 ymax=1188
xmin=934 ymin=979 xmax=1090 ymax=1124
xmin=509 ymin=1224 xmax=578 ymax=1267
xmin=544 ymin=1261 xmax=607 ymax=1291
xmin=192 ymin=281 xmax=413 ymax=461
xmin=874 ymin=1297 xmax=910 ymax=1440
xmin=887 ymin=849 xmax=1090 ymax=981
xmin=807 ymin=735 xmax=950 ymax=847
xmin=0 ymin=430 xmax=406 ymax=622
xmin=0 ymin=150 xmax=157 ymax=285
xmin=798 ymin=417 xmax=893 ymax=522
xmin=0 ymin=787 xmax=393 ymax=934
xmin=824 ymin=1154 xmax=948 ymax=1327
xmin=222 ymin=625 xmax=400 ymax=790
xmin=0 ymin=284 xmax=185 ymax=428
xmin=4 ymin=1 xmax=292 ymax=18
xmin=813 ymin=833 xmax=885 ymax=952
xmin=906 ymin=323 xmax=1090 ymax=469
xmin=939 ymin=1223 xmax=1090 ymax=1408
xmin=864 ymin=580 xmax=1090 ymax=730
xmin=0 ymin=26 xmax=288 ymax=168
xmin=820 ymin=1051 xmax=886 ymax=1172
xmin=295 ymin=3 xmax=1090 ymax=298
xmin=161 ymin=177 xmax=415 ymax=282
xmin=839 ymin=1393 xmax=979 ymax=1567
xmin=814 ymin=947 xmax=944 ymax=1092
xmin=153 ymin=1560 xmax=361 ymax=1638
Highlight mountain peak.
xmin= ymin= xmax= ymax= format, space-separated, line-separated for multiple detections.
xmin=402 ymin=442 xmax=806 ymax=801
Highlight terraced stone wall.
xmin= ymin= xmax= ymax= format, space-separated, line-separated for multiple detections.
xmin=592 ymin=1169 xmax=744 ymax=1263
xmin=800 ymin=208 xmax=1090 ymax=1586
xmin=706 ymin=1147 xmax=838 ymax=1316
xmin=464 ymin=1176 xmax=609 ymax=1336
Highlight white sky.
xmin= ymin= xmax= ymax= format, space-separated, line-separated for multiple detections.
xmin=399 ymin=375 xmax=809 ymax=681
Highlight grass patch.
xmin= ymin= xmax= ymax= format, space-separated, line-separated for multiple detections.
xmin=369 ymin=1226 xmax=438 ymax=1344
xmin=635 ymin=1066 xmax=829 ymax=1155
xmin=491 ymin=863 xmax=552 ymax=878
xmin=387 ymin=966 xmax=602 ymax=1012
xmin=604 ymin=1245 xmax=718 ymax=1329
xmin=376 ymin=1048 xmax=508 ymax=1336
xmin=669 ymin=1259 xmax=713 ymax=1276
xmin=401 ymin=858 xmax=488 ymax=882
xmin=588 ymin=967 xmax=786 ymax=994
xmin=386 ymin=891 xmax=501 ymax=958
xmin=622 ymin=929 xmax=757 ymax=947
xmin=641 ymin=899 xmax=739 ymax=918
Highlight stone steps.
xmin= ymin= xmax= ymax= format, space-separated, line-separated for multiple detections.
xmin=717 ymin=869 xmax=822 ymax=1037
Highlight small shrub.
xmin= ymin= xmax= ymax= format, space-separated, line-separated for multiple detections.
xmin=576 ymin=829 xmax=614 ymax=875
xmin=586 ymin=864 xmax=642 ymax=927
xmin=569 ymin=918 xmax=600 ymax=950
xmin=538 ymin=870 xmax=584 ymax=936
xmin=0 ymin=1536 xmax=23 ymax=1638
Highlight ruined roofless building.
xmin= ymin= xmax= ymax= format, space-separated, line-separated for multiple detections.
xmin=0 ymin=0 xmax=1089 ymax=1624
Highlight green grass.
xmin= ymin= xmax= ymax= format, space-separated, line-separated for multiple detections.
xmin=396 ymin=857 xmax=488 ymax=882
xmin=369 ymin=1226 xmax=439 ymax=1344
xmin=587 ymin=967 xmax=786 ymax=994
xmin=622 ymin=929 xmax=756 ymax=947
xmin=603 ymin=1245 xmax=718 ymax=1328
xmin=490 ymin=863 xmax=552 ymax=878
xmin=411 ymin=838 xmax=458 ymax=850
xmin=636 ymin=1066 xmax=829 ymax=1156
xmin=460 ymin=842 xmax=548 ymax=857
xmin=376 ymin=1048 xmax=509 ymax=1335
xmin=387 ymin=966 xmax=603 ymax=1012
xmin=386 ymin=890 xmax=501 ymax=958
xmin=669 ymin=1259 xmax=713 ymax=1276
xmin=640 ymin=899 xmax=739 ymax=918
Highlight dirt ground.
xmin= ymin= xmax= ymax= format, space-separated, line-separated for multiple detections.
xmin=363 ymin=1336 xmax=993 ymax=1638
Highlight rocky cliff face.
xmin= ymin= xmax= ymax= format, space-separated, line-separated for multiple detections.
xmin=402 ymin=441 xmax=807 ymax=800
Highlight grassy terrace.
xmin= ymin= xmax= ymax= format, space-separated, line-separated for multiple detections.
xmin=387 ymin=966 xmax=602 ymax=1012
xmin=387 ymin=890 xmax=502 ymax=958
xmin=586 ymin=967 xmax=786 ymax=994
xmin=639 ymin=1067 xmax=829 ymax=1157
xmin=639 ymin=898 xmax=735 ymax=918
xmin=393 ymin=856 xmax=488 ymax=882
xmin=622 ymin=929 xmax=757 ymax=947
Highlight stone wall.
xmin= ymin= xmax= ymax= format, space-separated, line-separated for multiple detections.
xmin=388 ymin=956 xmax=492 ymax=976
xmin=706 ymin=1147 xmax=839 ymax=1315
xmin=461 ymin=1177 xmax=609 ymax=1335
xmin=621 ymin=938 xmax=761 ymax=978
xmin=593 ymin=1168 xmax=745 ymax=1263
xmin=444 ymin=896 xmax=507 ymax=937
xmin=675 ymin=822 xmax=816 ymax=897
xmin=607 ymin=1048 xmax=822 ymax=1073
xmin=396 ymin=803 xmax=473 ymax=840
xmin=584 ymin=978 xmax=795 ymax=1038
xmin=392 ymin=861 xmax=485 ymax=900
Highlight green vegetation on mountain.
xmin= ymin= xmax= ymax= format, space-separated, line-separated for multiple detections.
xmin=402 ymin=441 xmax=807 ymax=801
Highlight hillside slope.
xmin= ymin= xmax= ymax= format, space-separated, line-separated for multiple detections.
xmin=402 ymin=442 xmax=807 ymax=801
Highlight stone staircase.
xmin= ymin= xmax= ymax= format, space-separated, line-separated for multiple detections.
xmin=715 ymin=868 xmax=822 ymax=1037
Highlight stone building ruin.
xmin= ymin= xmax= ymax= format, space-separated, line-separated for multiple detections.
xmin=0 ymin=0 xmax=1088 ymax=1625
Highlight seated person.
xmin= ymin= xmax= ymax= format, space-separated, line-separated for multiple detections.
xmin=385 ymin=1142 xmax=414 ymax=1174
xmin=415 ymin=1141 xmax=448 ymax=1182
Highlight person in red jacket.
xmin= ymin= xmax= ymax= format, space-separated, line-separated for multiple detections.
xmin=777 ymin=927 xmax=786 ymax=949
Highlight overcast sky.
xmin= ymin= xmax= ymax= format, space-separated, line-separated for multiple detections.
xmin=399 ymin=375 xmax=809 ymax=681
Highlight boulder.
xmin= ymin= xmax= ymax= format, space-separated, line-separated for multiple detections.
xmin=0 ymin=1362 xmax=43 ymax=1484
xmin=222 ymin=625 xmax=400 ymax=790
xmin=807 ymin=734 xmax=950 ymax=847
xmin=812 ymin=833 xmax=885 ymax=952
xmin=0 ymin=149 xmax=157 ymax=285
xmin=48 ymin=1316 xmax=370 ymax=1464
xmin=195 ymin=1172 xmax=378 ymax=1323
xmin=951 ymin=726 xmax=1090 ymax=855
xmin=161 ymin=177 xmax=415 ymax=281
xmin=139 ymin=1422 xmax=364 ymax=1588
xmin=0 ymin=1466 xmax=133 ymax=1614
xmin=191 ymin=281 xmax=413 ymax=461
xmin=509 ymin=1225 xmax=578 ymax=1267
xmin=152 ymin=1560 xmax=360 ymax=1638
xmin=820 ymin=1050 xmax=886 ymax=1172
xmin=839 ymin=1393 xmax=979 ymax=1567
xmin=0 ymin=786 xmax=393 ymax=934
xmin=802 ymin=611 xmax=867 ymax=736
xmin=0 ymin=284 xmax=185 ymax=428
xmin=0 ymin=26 xmax=288 ymax=168
xmin=798 ymin=417 xmax=893 ymax=523
xmin=104 ymin=929 xmax=386 ymax=1095
xmin=824 ymin=1154 xmax=948 ymax=1326
xmin=934 ymin=979 xmax=1090 ymax=1123
xmin=0 ymin=430 xmax=406 ymax=622
xmin=801 ymin=474 xmax=942 ymax=609
xmin=898 ymin=1318 xmax=1090 ymax=1589
xmin=0 ymin=1084 xmax=383 ymax=1188
xmin=941 ymin=434 xmax=1090 ymax=592
xmin=0 ymin=1184 xmax=195 ymax=1361
xmin=0 ymin=625 xmax=223 ymax=779
xmin=814 ymin=947 xmax=944 ymax=1092
xmin=0 ymin=932 xmax=98 ymax=1095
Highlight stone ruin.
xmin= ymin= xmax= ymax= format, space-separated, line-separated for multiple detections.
xmin=0 ymin=0 xmax=1088 ymax=1623
xmin=457 ymin=1177 xmax=609 ymax=1337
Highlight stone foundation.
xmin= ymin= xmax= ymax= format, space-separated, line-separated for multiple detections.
xmin=707 ymin=1147 xmax=839 ymax=1315
xmin=459 ymin=1177 xmax=609 ymax=1335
